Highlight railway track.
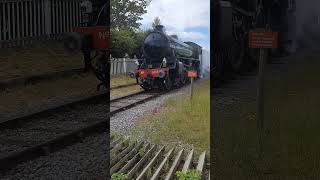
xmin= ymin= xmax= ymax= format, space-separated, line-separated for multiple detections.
xmin=0 ymin=90 xmax=160 ymax=171
xmin=110 ymin=136 xmax=210 ymax=180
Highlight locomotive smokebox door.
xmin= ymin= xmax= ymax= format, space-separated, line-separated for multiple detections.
xmin=214 ymin=1 xmax=234 ymax=48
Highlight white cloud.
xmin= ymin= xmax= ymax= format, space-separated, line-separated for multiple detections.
xmin=166 ymin=31 xmax=206 ymax=41
xmin=139 ymin=0 xmax=210 ymax=43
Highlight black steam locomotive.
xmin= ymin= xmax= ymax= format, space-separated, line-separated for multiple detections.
xmin=132 ymin=25 xmax=202 ymax=91
xmin=212 ymin=0 xmax=296 ymax=79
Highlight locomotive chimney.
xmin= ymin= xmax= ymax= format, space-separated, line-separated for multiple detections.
xmin=155 ymin=25 xmax=165 ymax=33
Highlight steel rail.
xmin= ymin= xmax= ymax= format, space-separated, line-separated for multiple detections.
xmin=0 ymin=91 xmax=160 ymax=171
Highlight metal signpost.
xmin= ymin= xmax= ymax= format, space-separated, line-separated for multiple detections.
xmin=249 ymin=29 xmax=278 ymax=157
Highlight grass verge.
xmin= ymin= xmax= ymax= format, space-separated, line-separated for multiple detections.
xmin=128 ymin=78 xmax=210 ymax=157
xmin=110 ymin=75 xmax=136 ymax=87
xmin=0 ymin=40 xmax=83 ymax=80
xmin=0 ymin=73 xmax=99 ymax=119
xmin=214 ymin=51 xmax=320 ymax=179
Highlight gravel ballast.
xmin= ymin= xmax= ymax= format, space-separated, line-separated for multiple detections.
xmin=110 ymin=85 xmax=191 ymax=133
xmin=0 ymin=132 xmax=107 ymax=179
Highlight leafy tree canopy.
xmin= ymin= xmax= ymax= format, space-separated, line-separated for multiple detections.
xmin=111 ymin=0 xmax=151 ymax=29
xmin=110 ymin=28 xmax=152 ymax=58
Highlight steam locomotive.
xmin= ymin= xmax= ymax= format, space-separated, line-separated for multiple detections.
xmin=212 ymin=0 xmax=296 ymax=79
xmin=132 ymin=25 xmax=202 ymax=91
xmin=64 ymin=0 xmax=109 ymax=90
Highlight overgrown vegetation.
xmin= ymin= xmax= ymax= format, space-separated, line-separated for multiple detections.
xmin=111 ymin=173 xmax=127 ymax=180
xmin=176 ymin=170 xmax=202 ymax=180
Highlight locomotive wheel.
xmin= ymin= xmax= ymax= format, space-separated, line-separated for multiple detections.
xmin=212 ymin=49 xmax=225 ymax=79
xmin=138 ymin=77 xmax=152 ymax=91
xmin=163 ymin=76 xmax=172 ymax=91
xmin=180 ymin=71 xmax=187 ymax=85
xmin=228 ymin=40 xmax=245 ymax=73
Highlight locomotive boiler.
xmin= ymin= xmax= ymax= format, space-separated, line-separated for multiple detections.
xmin=212 ymin=0 xmax=296 ymax=79
xmin=133 ymin=25 xmax=202 ymax=91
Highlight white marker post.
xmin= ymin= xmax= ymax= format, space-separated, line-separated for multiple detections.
xmin=249 ymin=29 xmax=278 ymax=158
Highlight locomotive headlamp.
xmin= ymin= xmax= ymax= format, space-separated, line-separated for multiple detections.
xmin=158 ymin=70 xmax=165 ymax=78
xmin=129 ymin=72 xmax=136 ymax=78
xmin=162 ymin=57 xmax=167 ymax=67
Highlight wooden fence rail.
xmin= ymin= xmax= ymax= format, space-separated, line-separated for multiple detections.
xmin=0 ymin=0 xmax=82 ymax=48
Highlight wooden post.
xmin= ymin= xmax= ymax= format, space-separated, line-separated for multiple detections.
xmin=190 ymin=77 xmax=194 ymax=101
xmin=257 ymin=48 xmax=265 ymax=157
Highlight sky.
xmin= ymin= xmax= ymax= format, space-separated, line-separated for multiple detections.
xmin=139 ymin=0 xmax=210 ymax=51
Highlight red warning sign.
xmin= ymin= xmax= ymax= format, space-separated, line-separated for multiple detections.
xmin=249 ymin=31 xmax=278 ymax=49
xmin=188 ymin=71 xmax=197 ymax=78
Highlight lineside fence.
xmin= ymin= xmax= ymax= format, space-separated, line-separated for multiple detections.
xmin=110 ymin=56 xmax=138 ymax=76
xmin=0 ymin=0 xmax=82 ymax=48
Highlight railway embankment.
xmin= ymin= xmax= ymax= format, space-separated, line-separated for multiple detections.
xmin=214 ymin=50 xmax=320 ymax=179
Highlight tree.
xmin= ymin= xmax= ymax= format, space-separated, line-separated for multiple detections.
xmin=110 ymin=27 xmax=152 ymax=58
xmin=152 ymin=16 xmax=161 ymax=29
xmin=110 ymin=27 xmax=136 ymax=58
xmin=111 ymin=0 xmax=151 ymax=29
xmin=132 ymin=28 xmax=153 ymax=58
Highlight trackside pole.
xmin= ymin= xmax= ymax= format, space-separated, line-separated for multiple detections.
xmin=188 ymin=70 xmax=197 ymax=109
xmin=257 ymin=48 xmax=265 ymax=157
xmin=249 ymin=28 xmax=278 ymax=158
xmin=190 ymin=77 xmax=194 ymax=101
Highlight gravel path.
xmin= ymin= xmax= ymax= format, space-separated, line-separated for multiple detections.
xmin=110 ymin=85 xmax=191 ymax=133
xmin=0 ymin=132 xmax=107 ymax=180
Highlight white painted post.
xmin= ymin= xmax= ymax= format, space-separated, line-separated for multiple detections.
xmin=12 ymin=2 xmax=16 ymax=39
xmin=21 ymin=1 xmax=25 ymax=41
xmin=0 ymin=3 xmax=2 ymax=44
xmin=2 ymin=3 xmax=6 ymax=41
xmin=71 ymin=0 xmax=75 ymax=29
xmin=33 ymin=0 xmax=37 ymax=37
xmin=76 ymin=0 xmax=80 ymax=27
xmin=44 ymin=0 xmax=51 ymax=37
xmin=37 ymin=0 xmax=41 ymax=37
xmin=62 ymin=0 xmax=66 ymax=33
xmin=7 ymin=2 xmax=11 ymax=41
xmin=26 ymin=1 xmax=29 ymax=39
xmin=28 ymin=0 xmax=32 ymax=37
xmin=59 ymin=0 xmax=62 ymax=34
xmin=123 ymin=58 xmax=127 ymax=74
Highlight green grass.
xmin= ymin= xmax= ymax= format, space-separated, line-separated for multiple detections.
xmin=129 ymin=78 xmax=210 ymax=157
xmin=110 ymin=75 xmax=136 ymax=87
xmin=214 ymin=51 xmax=320 ymax=179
